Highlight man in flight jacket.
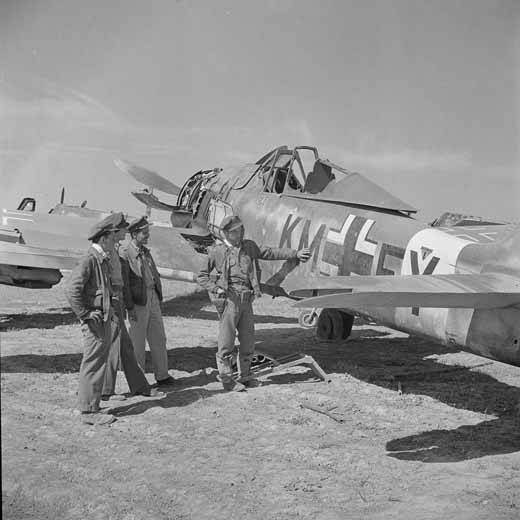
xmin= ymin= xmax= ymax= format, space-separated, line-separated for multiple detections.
xmin=198 ymin=215 xmax=311 ymax=391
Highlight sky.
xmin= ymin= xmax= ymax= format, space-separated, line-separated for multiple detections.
xmin=1 ymin=0 xmax=519 ymax=223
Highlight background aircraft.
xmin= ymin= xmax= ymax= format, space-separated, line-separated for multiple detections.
xmin=1 ymin=145 xmax=519 ymax=367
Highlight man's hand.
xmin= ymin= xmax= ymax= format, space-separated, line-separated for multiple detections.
xmin=128 ymin=308 xmax=137 ymax=322
xmin=297 ymin=248 xmax=312 ymax=263
xmin=85 ymin=310 xmax=103 ymax=324
xmin=215 ymin=287 xmax=226 ymax=298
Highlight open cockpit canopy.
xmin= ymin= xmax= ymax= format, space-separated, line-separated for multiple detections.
xmin=248 ymin=146 xmax=417 ymax=215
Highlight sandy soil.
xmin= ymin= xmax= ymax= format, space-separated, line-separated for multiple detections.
xmin=1 ymin=278 xmax=519 ymax=520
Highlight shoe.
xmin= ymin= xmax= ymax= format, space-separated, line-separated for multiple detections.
xmin=242 ymin=378 xmax=261 ymax=388
xmin=137 ymin=388 xmax=165 ymax=398
xmin=80 ymin=412 xmax=116 ymax=426
xmin=155 ymin=376 xmax=175 ymax=387
xmin=222 ymin=380 xmax=246 ymax=392
xmin=101 ymin=394 xmax=127 ymax=401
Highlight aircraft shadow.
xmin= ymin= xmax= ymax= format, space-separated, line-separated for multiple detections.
xmin=0 ymin=308 xmax=76 ymax=330
xmin=161 ymin=290 xmax=297 ymax=324
xmin=108 ymin=373 xmax=320 ymax=419
xmin=108 ymin=387 xmax=224 ymax=417
xmin=2 ymin=315 xmax=518 ymax=461
xmin=0 ymin=290 xmax=295 ymax=332
xmin=253 ymin=326 xmax=520 ymax=462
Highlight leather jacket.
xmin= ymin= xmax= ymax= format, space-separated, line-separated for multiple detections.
xmin=119 ymin=240 xmax=163 ymax=309
xmin=197 ymin=239 xmax=297 ymax=297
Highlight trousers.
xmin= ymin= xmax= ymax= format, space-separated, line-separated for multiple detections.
xmin=216 ymin=294 xmax=255 ymax=384
xmin=128 ymin=288 xmax=169 ymax=381
xmin=78 ymin=316 xmax=114 ymax=412
xmin=102 ymin=299 xmax=151 ymax=395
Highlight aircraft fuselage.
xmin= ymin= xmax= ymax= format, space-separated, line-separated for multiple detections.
xmin=198 ymin=162 xmax=520 ymax=366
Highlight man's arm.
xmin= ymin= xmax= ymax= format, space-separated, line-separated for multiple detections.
xmin=148 ymin=253 xmax=163 ymax=301
xmin=256 ymin=243 xmax=311 ymax=263
xmin=119 ymin=256 xmax=135 ymax=311
xmin=257 ymin=245 xmax=298 ymax=261
xmin=197 ymin=252 xmax=218 ymax=293
xmin=65 ymin=256 xmax=92 ymax=321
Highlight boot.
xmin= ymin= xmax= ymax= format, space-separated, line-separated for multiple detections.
xmin=216 ymin=353 xmax=235 ymax=390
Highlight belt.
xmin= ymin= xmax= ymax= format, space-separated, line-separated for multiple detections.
xmin=229 ymin=284 xmax=252 ymax=292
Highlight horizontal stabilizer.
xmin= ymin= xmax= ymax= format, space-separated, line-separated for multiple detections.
xmin=114 ymin=159 xmax=181 ymax=195
xmin=291 ymin=273 xmax=520 ymax=310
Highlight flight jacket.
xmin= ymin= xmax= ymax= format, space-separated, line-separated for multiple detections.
xmin=197 ymin=239 xmax=298 ymax=297
xmin=119 ymin=241 xmax=163 ymax=309
xmin=66 ymin=247 xmax=112 ymax=321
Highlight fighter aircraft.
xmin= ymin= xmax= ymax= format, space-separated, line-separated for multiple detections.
xmin=1 ymin=145 xmax=519 ymax=367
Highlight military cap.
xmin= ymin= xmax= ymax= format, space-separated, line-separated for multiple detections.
xmin=110 ymin=211 xmax=129 ymax=229
xmin=221 ymin=215 xmax=244 ymax=233
xmin=127 ymin=216 xmax=150 ymax=234
xmin=101 ymin=211 xmax=129 ymax=230
xmin=87 ymin=216 xmax=119 ymax=241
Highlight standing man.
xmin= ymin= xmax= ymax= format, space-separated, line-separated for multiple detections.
xmin=119 ymin=216 xmax=175 ymax=387
xmin=198 ymin=215 xmax=311 ymax=391
xmin=66 ymin=219 xmax=119 ymax=425
xmin=101 ymin=213 xmax=165 ymax=400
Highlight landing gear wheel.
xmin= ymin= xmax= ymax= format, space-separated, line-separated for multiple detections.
xmin=316 ymin=310 xmax=333 ymax=339
xmin=341 ymin=312 xmax=355 ymax=340
xmin=316 ymin=309 xmax=345 ymax=341
xmin=298 ymin=309 xmax=319 ymax=328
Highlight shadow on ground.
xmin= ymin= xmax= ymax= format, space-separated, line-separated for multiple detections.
xmin=254 ymin=327 xmax=520 ymax=463
xmin=0 ymin=290 xmax=296 ymax=331
xmin=2 ymin=316 xmax=519 ymax=462
xmin=0 ymin=308 xmax=76 ymax=330
xmin=161 ymin=290 xmax=297 ymax=324
xmin=0 ymin=346 xmax=216 ymax=374
xmin=109 ymin=370 xmax=318 ymax=418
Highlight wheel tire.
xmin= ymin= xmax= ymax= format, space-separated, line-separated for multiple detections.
xmin=316 ymin=310 xmax=333 ymax=339
xmin=329 ymin=309 xmax=345 ymax=341
xmin=316 ymin=309 xmax=345 ymax=340
xmin=340 ymin=312 xmax=355 ymax=339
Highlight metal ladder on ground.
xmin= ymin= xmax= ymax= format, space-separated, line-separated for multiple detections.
xmin=237 ymin=352 xmax=330 ymax=383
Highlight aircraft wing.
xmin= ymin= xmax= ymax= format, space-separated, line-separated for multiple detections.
xmin=0 ymin=240 xmax=82 ymax=270
xmin=146 ymin=225 xmax=207 ymax=283
xmin=0 ymin=239 xmax=84 ymax=288
xmin=291 ymin=273 xmax=520 ymax=309
xmin=0 ymin=223 xmax=207 ymax=287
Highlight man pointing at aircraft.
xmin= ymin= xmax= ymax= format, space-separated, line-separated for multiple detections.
xmin=198 ymin=215 xmax=311 ymax=391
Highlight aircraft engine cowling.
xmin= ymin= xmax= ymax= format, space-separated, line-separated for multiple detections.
xmin=0 ymin=265 xmax=62 ymax=289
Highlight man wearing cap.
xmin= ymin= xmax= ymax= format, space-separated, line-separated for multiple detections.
xmin=198 ymin=215 xmax=311 ymax=391
xmin=66 ymin=218 xmax=119 ymax=425
xmin=119 ymin=216 xmax=174 ymax=386
xmin=101 ymin=213 xmax=165 ymax=401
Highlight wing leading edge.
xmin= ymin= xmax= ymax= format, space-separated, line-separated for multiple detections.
xmin=291 ymin=273 xmax=520 ymax=310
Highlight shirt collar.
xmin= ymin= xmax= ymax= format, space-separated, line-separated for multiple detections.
xmin=91 ymin=243 xmax=108 ymax=260
xmin=223 ymin=238 xmax=241 ymax=251
xmin=131 ymin=239 xmax=148 ymax=255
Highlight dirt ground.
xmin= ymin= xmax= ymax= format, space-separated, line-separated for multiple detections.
xmin=1 ymin=278 xmax=519 ymax=520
